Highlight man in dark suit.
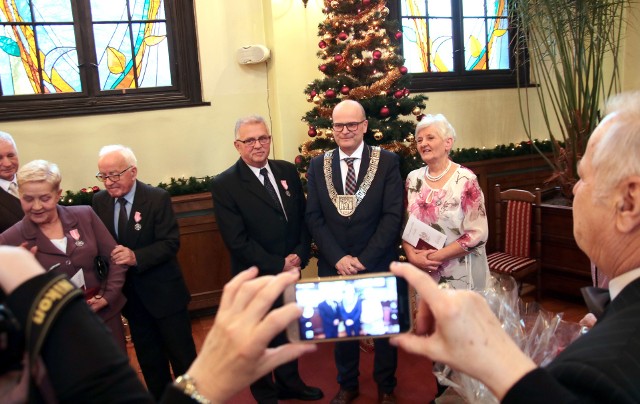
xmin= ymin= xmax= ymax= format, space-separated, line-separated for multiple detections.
xmin=92 ymin=145 xmax=196 ymax=400
xmin=390 ymin=92 xmax=640 ymax=403
xmin=318 ymin=298 xmax=341 ymax=339
xmin=210 ymin=115 xmax=323 ymax=404
xmin=0 ymin=131 xmax=24 ymax=233
xmin=306 ymin=100 xmax=404 ymax=404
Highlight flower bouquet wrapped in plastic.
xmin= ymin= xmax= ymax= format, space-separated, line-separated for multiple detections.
xmin=433 ymin=274 xmax=584 ymax=403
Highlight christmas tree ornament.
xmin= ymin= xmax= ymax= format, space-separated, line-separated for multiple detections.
xmin=373 ymin=130 xmax=384 ymax=141
xmin=334 ymin=54 xmax=343 ymax=62
xmin=382 ymin=38 xmax=390 ymax=45
xmin=310 ymin=90 xmax=317 ymax=97
xmin=340 ymin=85 xmax=350 ymax=95
xmin=395 ymin=31 xmax=403 ymax=40
xmin=331 ymin=1 xmax=339 ymax=8
xmin=313 ymin=95 xmax=321 ymax=104
xmin=319 ymin=64 xmax=328 ymax=72
xmin=338 ymin=31 xmax=348 ymax=41
xmin=306 ymin=95 xmax=313 ymax=102
xmin=381 ymin=7 xmax=389 ymax=17
xmin=295 ymin=155 xmax=303 ymax=165
xmin=373 ymin=50 xmax=382 ymax=59
xmin=326 ymin=89 xmax=336 ymax=98
xmin=317 ymin=129 xmax=325 ymax=137
xmin=363 ymin=0 xmax=371 ymax=5
xmin=407 ymin=134 xmax=415 ymax=142
xmin=394 ymin=90 xmax=404 ymax=99
xmin=323 ymin=33 xmax=332 ymax=41
xmin=319 ymin=40 xmax=327 ymax=49
xmin=308 ymin=127 xmax=317 ymax=137
xmin=403 ymin=88 xmax=410 ymax=96
xmin=412 ymin=106 xmax=422 ymax=116
xmin=352 ymin=58 xmax=362 ymax=67
xmin=399 ymin=66 xmax=408 ymax=74
xmin=380 ymin=106 xmax=390 ymax=117
xmin=417 ymin=114 xmax=425 ymax=121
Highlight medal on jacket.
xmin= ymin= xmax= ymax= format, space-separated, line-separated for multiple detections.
xmin=134 ymin=211 xmax=142 ymax=231
xmin=70 ymin=229 xmax=84 ymax=247
xmin=323 ymin=146 xmax=380 ymax=217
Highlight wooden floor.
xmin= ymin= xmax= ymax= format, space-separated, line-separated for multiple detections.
xmin=126 ymin=292 xmax=588 ymax=402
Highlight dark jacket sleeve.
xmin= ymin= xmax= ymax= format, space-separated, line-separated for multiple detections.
xmin=7 ymin=273 xmax=153 ymax=403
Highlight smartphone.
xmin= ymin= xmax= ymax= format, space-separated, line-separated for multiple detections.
xmin=285 ymin=272 xmax=412 ymax=343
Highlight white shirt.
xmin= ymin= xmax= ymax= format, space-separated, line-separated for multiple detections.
xmin=338 ymin=142 xmax=365 ymax=191
xmin=246 ymin=162 xmax=287 ymax=219
xmin=0 ymin=175 xmax=18 ymax=196
xmin=609 ymin=267 xmax=640 ymax=300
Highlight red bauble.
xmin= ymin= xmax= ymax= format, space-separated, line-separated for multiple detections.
xmin=338 ymin=32 xmax=348 ymax=41
xmin=395 ymin=32 xmax=403 ymax=40
xmin=340 ymin=85 xmax=350 ymax=95
xmin=319 ymin=64 xmax=327 ymax=72
xmin=334 ymin=54 xmax=343 ymax=62
xmin=416 ymin=114 xmax=425 ymax=121
xmin=80 ymin=188 xmax=87 ymax=193
xmin=318 ymin=40 xmax=327 ymax=49
xmin=380 ymin=106 xmax=390 ymax=117
xmin=310 ymin=90 xmax=317 ymax=97
xmin=403 ymin=88 xmax=410 ymax=96
xmin=373 ymin=50 xmax=382 ymax=59
xmin=308 ymin=127 xmax=317 ymax=137
xmin=399 ymin=66 xmax=408 ymax=75
xmin=295 ymin=155 xmax=303 ymax=165
xmin=92 ymin=186 xmax=100 ymax=192
xmin=326 ymin=89 xmax=336 ymax=98
xmin=363 ymin=0 xmax=371 ymax=5
xmin=394 ymin=90 xmax=404 ymax=99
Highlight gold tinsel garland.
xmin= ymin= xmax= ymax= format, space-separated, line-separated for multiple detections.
xmin=350 ymin=68 xmax=402 ymax=99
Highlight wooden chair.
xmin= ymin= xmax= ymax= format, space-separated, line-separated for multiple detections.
xmin=487 ymin=184 xmax=542 ymax=300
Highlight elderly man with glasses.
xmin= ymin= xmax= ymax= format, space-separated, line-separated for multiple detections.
xmin=210 ymin=115 xmax=323 ymax=403
xmin=92 ymin=145 xmax=197 ymax=400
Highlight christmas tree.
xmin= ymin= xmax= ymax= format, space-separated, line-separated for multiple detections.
xmin=294 ymin=0 xmax=428 ymax=183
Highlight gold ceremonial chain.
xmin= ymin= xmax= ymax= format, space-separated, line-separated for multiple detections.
xmin=323 ymin=146 xmax=381 ymax=217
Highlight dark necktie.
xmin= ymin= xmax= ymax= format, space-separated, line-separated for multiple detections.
xmin=259 ymin=168 xmax=284 ymax=215
xmin=344 ymin=158 xmax=357 ymax=195
xmin=118 ymin=198 xmax=128 ymax=243
xmin=580 ymin=286 xmax=610 ymax=320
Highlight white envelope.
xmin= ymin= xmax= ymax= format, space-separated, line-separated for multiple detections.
xmin=69 ymin=268 xmax=86 ymax=289
xmin=402 ymin=214 xmax=447 ymax=249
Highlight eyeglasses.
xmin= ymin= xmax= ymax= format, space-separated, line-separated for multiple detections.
xmin=332 ymin=120 xmax=365 ymax=132
xmin=235 ymin=135 xmax=271 ymax=147
xmin=95 ymin=166 xmax=133 ymax=182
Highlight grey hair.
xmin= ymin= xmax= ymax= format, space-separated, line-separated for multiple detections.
xmin=591 ymin=92 xmax=640 ymax=197
xmin=17 ymin=160 xmax=61 ymax=190
xmin=99 ymin=145 xmax=137 ymax=166
xmin=415 ymin=114 xmax=457 ymax=152
xmin=0 ymin=131 xmax=17 ymax=152
xmin=234 ymin=116 xmax=270 ymax=139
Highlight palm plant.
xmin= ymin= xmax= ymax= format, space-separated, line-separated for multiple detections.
xmin=510 ymin=0 xmax=629 ymax=198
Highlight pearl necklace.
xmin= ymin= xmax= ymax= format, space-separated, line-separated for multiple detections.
xmin=425 ymin=160 xmax=452 ymax=182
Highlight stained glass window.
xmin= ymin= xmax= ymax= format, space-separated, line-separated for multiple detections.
xmin=389 ymin=0 xmax=526 ymax=92
xmin=0 ymin=0 xmax=203 ymax=120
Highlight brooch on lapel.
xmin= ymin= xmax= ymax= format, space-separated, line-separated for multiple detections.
xmin=281 ymin=180 xmax=291 ymax=197
xmin=70 ymin=229 xmax=84 ymax=247
xmin=134 ymin=211 xmax=142 ymax=231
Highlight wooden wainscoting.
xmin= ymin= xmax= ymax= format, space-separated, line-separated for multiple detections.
xmin=172 ymin=192 xmax=231 ymax=312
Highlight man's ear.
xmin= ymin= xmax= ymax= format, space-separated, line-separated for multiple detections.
xmin=615 ymin=176 xmax=640 ymax=233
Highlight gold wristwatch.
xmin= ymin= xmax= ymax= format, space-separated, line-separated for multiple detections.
xmin=173 ymin=374 xmax=211 ymax=404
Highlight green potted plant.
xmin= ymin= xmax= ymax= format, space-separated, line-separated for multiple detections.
xmin=510 ymin=0 xmax=629 ymax=199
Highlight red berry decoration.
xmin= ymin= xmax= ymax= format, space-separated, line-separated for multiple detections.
xmin=81 ymin=188 xmax=87 ymax=193
xmin=340 ymin=85 xmax=350 ymax=95
xmin=308 ymin=127 xmax=317 ymax=137
xmin=318 ymin=40 xmax=327 ymax=49
xmin=395 ymin=32 xmax=403 ymax=40
xmin=334 ymin=54 xmax=343 ymax=62
xmin=295 ymin=155 xmax=303 ymax=165
xmin=399 ymin=66 xmax=408 ymax=74
xmin=373 ymin=50 xmax=382 ymax=59
xmin=326 ymin=89 xmax=336 ymax=98
xmin=319 ymin=64 xmax=327 ymax=72
xmin=394 ymin=90 xmax=404 ymax=99
xmin=92 ymin=186 xmax=100 ymax=192
xmin=338 ymin=32 xmax=348 ymax=41
xmin=380 ymin=106 xmax=390 ymax=117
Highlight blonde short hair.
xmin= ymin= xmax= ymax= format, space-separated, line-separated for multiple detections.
xmin=17 ymin=160 xmax=61 ymax=190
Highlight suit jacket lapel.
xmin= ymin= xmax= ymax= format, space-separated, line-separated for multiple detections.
xmin=238 ymin=159 xmax=281 ymax=214
xmin=57 ymin=206 xmax=80 ymax=256
xmin=270 ymin=161 xmax=292 ymax=215
xmin=332 ymin=150 xmax=343 ymax=194
xmin=21 ymin=206 xmax=70 ymax=257
xmin=128 ymin=181 xmax=147 ymax=246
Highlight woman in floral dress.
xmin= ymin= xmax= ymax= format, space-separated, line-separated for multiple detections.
xmin=403 ymin=114 xmax=489 ymax=291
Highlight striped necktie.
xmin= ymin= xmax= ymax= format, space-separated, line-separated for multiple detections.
xmin=7 ymin=181 xmax=19 ymax=198
xmin=344 ymin=158 xmax=357 ymax=195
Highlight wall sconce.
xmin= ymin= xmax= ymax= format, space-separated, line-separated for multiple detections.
xmin=302 ymin=0 xmax=309 ymax=7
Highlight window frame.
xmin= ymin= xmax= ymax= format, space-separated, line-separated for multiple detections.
xmin=0 ymin=0 xmax=207 ymax=121
xmin=388 ymin=0 xmax=529 ymax=93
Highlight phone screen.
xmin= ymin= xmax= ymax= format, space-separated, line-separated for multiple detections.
xmin=289 ymin=273 xmax=412 ymax=342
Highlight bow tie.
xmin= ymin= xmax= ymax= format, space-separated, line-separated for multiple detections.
xmin=580 ymin=286 xmax=610 ymax=320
